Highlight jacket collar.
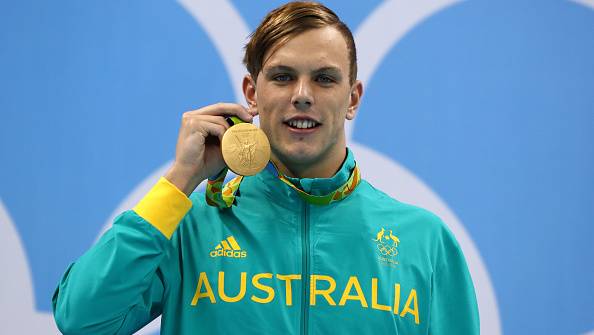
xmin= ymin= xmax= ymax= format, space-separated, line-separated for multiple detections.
xmin=259 ymin=148 xmax=356 ymax=197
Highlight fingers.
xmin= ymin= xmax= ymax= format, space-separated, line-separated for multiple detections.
xmin=187 ymin=103 xmax=254 ymax=123
xmin=247 ymin=105 xmax=259 ymax=117
xmin=180 ymin=113 xmax=230 ymax=141
xmin=196 ymin=115 xmax=229 ymax=141
xmin=168 ymin=102 xmax=254 ymax=189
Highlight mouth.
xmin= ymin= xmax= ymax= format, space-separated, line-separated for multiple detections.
xmin=284 ymin=117 xmax=321 ymax=130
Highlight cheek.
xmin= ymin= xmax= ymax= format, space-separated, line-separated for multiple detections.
xmin=257 ymin=113 xmax=276 ymax=138
xmin=327 ymin=101 xmax=349 ymax=121
xmin=258 ymin=102 xmax=283 ymax=125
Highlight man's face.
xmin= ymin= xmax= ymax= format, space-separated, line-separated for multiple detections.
xmin=244 ymin=26 xmax=362 ymax=175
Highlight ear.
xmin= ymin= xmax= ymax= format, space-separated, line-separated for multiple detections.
xmin=242 ymin=74 xmax=257 ymax=111
xmin=346 ymin=80 xmax=363 ymax=120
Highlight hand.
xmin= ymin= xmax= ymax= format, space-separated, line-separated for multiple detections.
xmin=164 ymin=103 xmax=256 ymax=196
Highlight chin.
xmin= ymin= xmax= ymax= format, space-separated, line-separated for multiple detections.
xmin=276 ymin=144 xmax=323 ymax=165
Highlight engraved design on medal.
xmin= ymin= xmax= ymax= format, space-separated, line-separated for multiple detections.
xmin=221 ymin=123 xmax=270 ymax=176
xmin=232 ymin=130 xmax=257 ymax=167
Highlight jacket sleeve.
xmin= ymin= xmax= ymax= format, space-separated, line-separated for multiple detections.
xmin=428 ymin=225 xmax=480 ymax=335
xmin=52 ymin=177 xmax=192 ymax=335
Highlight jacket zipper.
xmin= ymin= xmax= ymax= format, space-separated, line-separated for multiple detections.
xmin=300 ymin=202 xmax=310 ymax=335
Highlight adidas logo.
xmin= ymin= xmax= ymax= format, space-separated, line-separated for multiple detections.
xmin=209 ymin=236 xmax=247 ymax=258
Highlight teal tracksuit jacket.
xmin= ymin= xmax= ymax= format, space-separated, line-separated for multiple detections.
xmin=52 ymin=150 xmax=479 ymax=334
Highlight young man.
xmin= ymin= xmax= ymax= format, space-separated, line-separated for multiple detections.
xmin=52 ymin=2 xmax=479 ymax=334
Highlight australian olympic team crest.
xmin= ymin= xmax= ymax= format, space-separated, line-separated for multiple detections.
xmin=373 ymin=227 xmax=400 ymax=267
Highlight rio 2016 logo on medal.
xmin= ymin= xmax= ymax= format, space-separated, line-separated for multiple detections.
xmin=373 ymin=227 xmax=400 ymax=267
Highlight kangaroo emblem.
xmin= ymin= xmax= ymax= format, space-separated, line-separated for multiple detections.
xmin=388 ymin=230 xmax=400 ymax=246
xmin=373 ymin=228 xmax=385 ymax=241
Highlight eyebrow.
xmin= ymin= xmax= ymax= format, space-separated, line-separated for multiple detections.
xmin=312 ymin=66 xmax=343 ymax=80
xmin=264 ymin=65 xmax=295 ymax=75
xmin=264 ymin=65 xmax=344 ymax=80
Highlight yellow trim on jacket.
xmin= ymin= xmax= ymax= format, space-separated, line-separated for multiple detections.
xmin=133 ymin=177 xmax=192 ymax=239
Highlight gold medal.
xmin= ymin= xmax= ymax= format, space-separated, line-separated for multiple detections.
xmin=221 ymin=122 xmax=270 ymax=176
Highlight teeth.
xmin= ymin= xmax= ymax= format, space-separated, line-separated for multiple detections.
xmin=288 ymin=119 xmax=317 ymax=129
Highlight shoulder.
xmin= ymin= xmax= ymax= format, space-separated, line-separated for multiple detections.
xmin=351 ymin=179 xmax=463 ymax=252
xmin=353 ymin=179 xmax=445 ymax=228
xmin=352 ymin=179 xmax=465 ymax=265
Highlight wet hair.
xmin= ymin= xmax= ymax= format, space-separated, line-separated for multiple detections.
xmin=243 ymin=1 xmax=357 ymax=84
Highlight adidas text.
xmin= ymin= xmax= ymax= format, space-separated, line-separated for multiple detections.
xmin=210 ymin=249 xmax=247 ymax=258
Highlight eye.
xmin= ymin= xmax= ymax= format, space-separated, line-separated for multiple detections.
xmin=316 ymin=74 xmax=335 ymax=84
xmin=272 ymin=74 xmax=292 ymax=82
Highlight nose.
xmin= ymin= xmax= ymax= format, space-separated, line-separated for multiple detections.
xmin=291 ymin=78 xmax=313 ymax=111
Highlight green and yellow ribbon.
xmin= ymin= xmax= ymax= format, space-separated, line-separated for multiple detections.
xmin=205 ymin=117 xmax=361 ymax=208
xmin=205 ymin=162 xmax=360 ymax=208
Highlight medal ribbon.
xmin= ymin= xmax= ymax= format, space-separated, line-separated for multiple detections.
xmin=205 ymin=116 xmax=361 ymax=207
xmin=205 ymin=162 xmax=361 ymax=208
xmin=205 ymin=168 xmax=243 ymax=207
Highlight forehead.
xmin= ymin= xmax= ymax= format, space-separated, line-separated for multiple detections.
xmin=262 ymin=26 xmax=350 ymax=72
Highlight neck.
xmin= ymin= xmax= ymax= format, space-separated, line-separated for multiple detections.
xmin=271 ymin=147 xmax=348 ymax=179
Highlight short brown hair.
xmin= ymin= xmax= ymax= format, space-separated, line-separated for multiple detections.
xmin=243 ymin=2 xmax=357 ymax=84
